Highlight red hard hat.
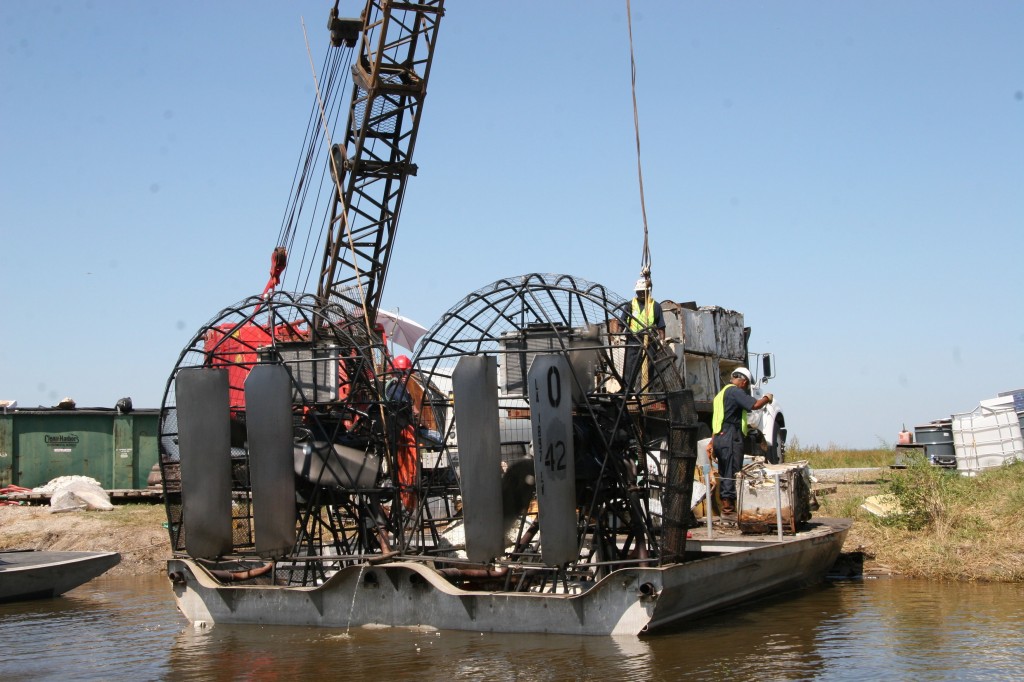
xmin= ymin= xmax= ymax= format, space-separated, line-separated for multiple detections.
xmin=393 ymin=355 xmax=412 ymax=371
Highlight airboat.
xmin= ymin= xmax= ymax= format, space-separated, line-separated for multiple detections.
xmin=0 ymin=550 xmax=120 ymax=603
xmin=157 ymin=2 xmax=847 ymax=636
xmin=159 ymin=274 xmax=848 ymax=636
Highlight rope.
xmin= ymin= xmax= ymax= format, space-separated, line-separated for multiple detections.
xmin=626 ymin=0 xmax=652 ymax=279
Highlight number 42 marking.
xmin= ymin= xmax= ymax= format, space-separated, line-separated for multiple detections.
xmin=544 ymin=441 xmax=566 ymax=471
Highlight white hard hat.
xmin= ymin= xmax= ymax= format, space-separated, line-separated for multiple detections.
xmin=731 ymin=367 xmax=752 ymax=383
xmin=634 ymin=278 xmax=648 ymax=292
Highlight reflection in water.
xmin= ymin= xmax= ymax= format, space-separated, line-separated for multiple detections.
xmin=168 ymin=624 xmax=656 ymax=681
xmin=841 ymin=579 xmax=1024 ymax=680
xmin=1 ymin=577 xmax=181 ymax=680
xmin=2 ymin=575 xmax=1022 ymax=681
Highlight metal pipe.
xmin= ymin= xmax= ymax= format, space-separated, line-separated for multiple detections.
xmin=437 ymin=566 xmax=509 ymax=579
xmin=703 ymin=462 xmax=713 ymax=538
xmin=773 ymin=472 xmax=784 ymax=541
xmin=203 ymin=561 xmax=275 ymax=582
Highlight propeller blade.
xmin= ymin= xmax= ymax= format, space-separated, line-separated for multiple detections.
xmin=245 ymin=364 xmax=298 ymax=558
xmin=452 ymin=355 xmax=504 ymax=563
xmin=527 ymin=354 xmax=578 ymax=566
xmin=175 ymin=368 xmax=234 ymax=559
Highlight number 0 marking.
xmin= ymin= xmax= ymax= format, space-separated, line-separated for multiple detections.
xmin=546 ymin=365 xmax=561 ymax=407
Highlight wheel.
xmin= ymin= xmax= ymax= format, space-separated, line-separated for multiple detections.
xmin=766 ymin=422 xmax=786 ymax=464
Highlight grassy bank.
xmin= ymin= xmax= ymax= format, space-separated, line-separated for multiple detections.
xmin=788 ymin=439 xmax=896 ymax=469
xmin=796 ymin=445 xmax=1024 ymax=582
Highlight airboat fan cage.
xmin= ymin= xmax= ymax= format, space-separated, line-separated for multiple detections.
xmin=404 ymin=273 xmax=699 ymax=590
xmin=158 ymin=291 xmax=403 ymax=578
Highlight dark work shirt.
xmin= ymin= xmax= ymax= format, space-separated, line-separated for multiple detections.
xmin=721 ymin=384 xmax=757 ymax=430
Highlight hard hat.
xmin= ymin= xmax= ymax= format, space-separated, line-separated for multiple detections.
xmin=393 ymin=355 xmax=412 ymax=371
xmin=634 ymin=278 xmax=648 ymax=292
xmin=732 ymin=367 xmax=753 ymax=383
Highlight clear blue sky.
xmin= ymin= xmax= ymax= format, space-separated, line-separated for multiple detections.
xmin=2 ymin=1 xmax=1021 ymax=448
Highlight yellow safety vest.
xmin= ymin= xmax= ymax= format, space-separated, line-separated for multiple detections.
xmin=630 ymin=297 xmax=654 ymax=332
xmin=712 ymin=384 xmax=748 ymax=436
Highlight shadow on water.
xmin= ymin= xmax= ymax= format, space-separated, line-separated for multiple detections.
xmin=3 ymin=575 xmax=1023 ymax=681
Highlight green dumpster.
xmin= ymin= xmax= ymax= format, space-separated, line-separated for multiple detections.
xmin=0 ymin=408 xmax=159 ymax=490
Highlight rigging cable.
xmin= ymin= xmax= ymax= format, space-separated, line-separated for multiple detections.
xmin=275 ymin=38 xmax=354 ymax=297
xmin=626 ymin=0 xmax=652 ymax=281
xmin=301 ymin=16 xmax=375 ymax=336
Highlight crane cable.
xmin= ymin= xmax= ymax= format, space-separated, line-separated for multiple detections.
xmin=301 ymin=17 xmax=375 ymax=340
xmin=264 ymin=30 xmax=352 ymax=300
xmin=626 ymin=0 xmax=655 ymax=393
xmin=626 ymin=0 xmax=652 ymax=283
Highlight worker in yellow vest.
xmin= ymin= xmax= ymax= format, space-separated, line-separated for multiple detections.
xmin=617 ymin=278 xmax=665 ymax=392
xmin=711 ymin=367 xmax=773 ymax=516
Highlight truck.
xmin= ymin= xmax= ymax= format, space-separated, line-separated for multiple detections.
xmin=660 ymin=300 xmax=786 ymax=463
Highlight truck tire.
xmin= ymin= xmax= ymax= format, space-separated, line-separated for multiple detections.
xmin=766 ymin=422 xmax=786 ymax=464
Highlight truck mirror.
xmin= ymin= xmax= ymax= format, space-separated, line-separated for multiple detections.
xmin=762 ymin=353 xmax=775 ymax=380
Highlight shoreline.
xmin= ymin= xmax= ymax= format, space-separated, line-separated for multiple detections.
xmin=3 ymin=464 xmax=1019 ymax=583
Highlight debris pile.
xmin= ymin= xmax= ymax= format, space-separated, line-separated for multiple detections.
xmin=34 ymin=476 xmax=114 ymax=513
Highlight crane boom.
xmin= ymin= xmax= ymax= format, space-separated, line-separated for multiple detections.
xmin=317 ymin=0 xmax=444 ymax=319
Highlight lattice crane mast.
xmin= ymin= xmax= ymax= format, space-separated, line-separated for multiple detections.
xmin=317 ymin=0 xmax=444 ymax=321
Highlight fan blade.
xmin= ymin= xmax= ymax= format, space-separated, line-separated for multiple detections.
xmin=527 ymin=354 xmax=578 ymax=566
xmin=175 ymin=368 xmax=234 ymax=559
xmin=452 ymin=355 xmax=504 ymax=563
xmin=245 ymin=364 xmax=298 ymax=557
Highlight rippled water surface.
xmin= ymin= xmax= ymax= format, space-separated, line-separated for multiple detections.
xmin=4 ymin=575 xmax=1023 ymax=680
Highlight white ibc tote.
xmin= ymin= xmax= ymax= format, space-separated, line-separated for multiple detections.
xmin=952 ymin=395 xmax=1024 ymax=476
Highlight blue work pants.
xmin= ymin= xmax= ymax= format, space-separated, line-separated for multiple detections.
xmin=713 ymin=426 xmax=744 ymax=502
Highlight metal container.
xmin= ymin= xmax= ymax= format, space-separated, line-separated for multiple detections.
xmin=952 ymin=397 xmax=1024 ymax=476
xmin=914 ymin=421 xmax=956 ymax=468
xmin=736 ymin=462 xmax=813 ymax=534
xmin=0 ymin=408 xmax=159 ymax=489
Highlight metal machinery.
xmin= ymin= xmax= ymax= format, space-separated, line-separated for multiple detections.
xmin=158 ymin=2 xmax=700 ymax=595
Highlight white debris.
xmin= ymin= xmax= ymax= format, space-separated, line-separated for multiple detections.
xmin=35 ymin=476 xmax=114 ymax=512
xmin=33 ymin=475 xmax=102 ymax=494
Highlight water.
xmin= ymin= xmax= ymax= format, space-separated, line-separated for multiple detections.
xmin=3 ymin=576 xmax=1023 ymax=681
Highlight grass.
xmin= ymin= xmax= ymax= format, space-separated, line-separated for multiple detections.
xmin=808 ymin=447 xmax=1024 ymax=582
xmin=787 ymin=437 xmax=896 ymax=469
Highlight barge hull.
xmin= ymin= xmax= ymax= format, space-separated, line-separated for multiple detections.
xmin=168 ymin=519 xmax=849 ymax=636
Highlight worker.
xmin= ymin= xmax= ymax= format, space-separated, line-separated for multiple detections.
xmin=385 ymin=355 xmax=419 ymax=511
xmin=618 ymin=277 xmax=665 ymax=392
xmin=711 ymin=367 xmax=773 ymax=516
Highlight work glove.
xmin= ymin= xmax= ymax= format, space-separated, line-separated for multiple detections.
xmin=764 ymin=393 xmax=774 ymax=404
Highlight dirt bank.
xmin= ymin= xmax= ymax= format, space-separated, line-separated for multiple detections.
xmin=0 ymin=503 xmax=170 ymax=578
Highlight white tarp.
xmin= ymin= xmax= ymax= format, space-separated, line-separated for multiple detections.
xmin=34 ymin=475 xmax=114 ymax=512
